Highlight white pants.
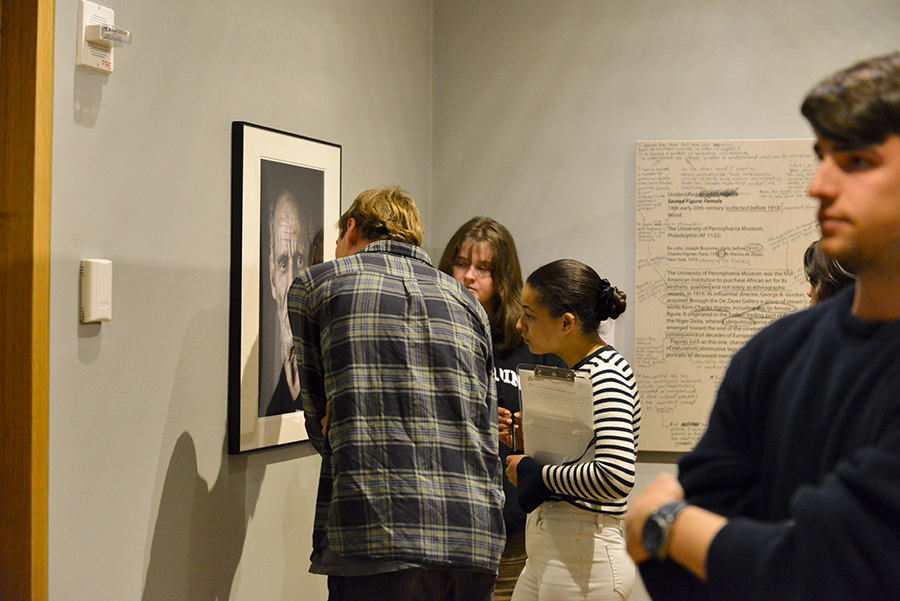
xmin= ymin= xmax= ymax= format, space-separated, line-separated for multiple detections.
xmin=511 ymin=501 xmax=635 ymax=601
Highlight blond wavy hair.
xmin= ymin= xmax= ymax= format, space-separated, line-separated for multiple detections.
xmin=338 ymin=187 xmax=423 ymax=247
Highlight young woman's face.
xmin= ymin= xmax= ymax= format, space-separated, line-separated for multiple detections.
xmin=451 ymin=242 xmax=497 ymax=314
xmin=516 ymin=284 xmax=564 ymax=355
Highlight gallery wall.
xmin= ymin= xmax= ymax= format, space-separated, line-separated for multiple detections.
xmin=46 ymin=0 xmax=900 ymax=599
xmin=49 ymin=1 xmax=431 ymax=599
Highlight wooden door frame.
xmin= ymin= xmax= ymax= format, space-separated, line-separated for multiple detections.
xmin=0 ymin=0 xmax=54 ymax=599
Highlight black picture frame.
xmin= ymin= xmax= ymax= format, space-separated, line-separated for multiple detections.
xmin=228 ymin=122 xmax=341 ymax=453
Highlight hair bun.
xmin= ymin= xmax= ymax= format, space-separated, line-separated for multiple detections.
xmin=600 ymin=282 xmax=627 ymax=320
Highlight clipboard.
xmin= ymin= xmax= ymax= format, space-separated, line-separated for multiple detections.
xmin=517 ymin=364 xmax=594 ymax=465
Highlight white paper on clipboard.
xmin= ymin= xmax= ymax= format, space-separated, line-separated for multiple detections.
xmin=517 ymin=364 xmax=594 ymax=465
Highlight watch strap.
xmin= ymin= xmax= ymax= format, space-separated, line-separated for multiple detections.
xmin=647 ymin=500 xmax=689 ymax=560
xmin=656 ymin=499 xmax=689 ymax=522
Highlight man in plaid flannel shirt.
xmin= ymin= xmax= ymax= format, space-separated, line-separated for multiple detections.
xmin=288 ymin=187 xmax=504 ymax=601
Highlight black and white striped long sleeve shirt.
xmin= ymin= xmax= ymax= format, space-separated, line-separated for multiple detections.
xmin=539 ymin=345 xmax=641 ymax=515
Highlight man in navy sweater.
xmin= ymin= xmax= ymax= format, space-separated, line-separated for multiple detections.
xmin=625 ymin=52 xmax=900 ymax=601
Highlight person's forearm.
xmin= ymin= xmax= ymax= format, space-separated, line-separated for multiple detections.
xmin=625 ymin=473 xmax=728 ymax=582
xmin=668 ymin=506 xmax=728 ymax=581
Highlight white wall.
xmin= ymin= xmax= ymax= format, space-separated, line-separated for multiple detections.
xmin=49 ymin=1 xmax=431 ymax=599
xmin=47 ymin=0 xmax=900 ymax=599
xmin=431 ymin=2 xmax=900 ymax=600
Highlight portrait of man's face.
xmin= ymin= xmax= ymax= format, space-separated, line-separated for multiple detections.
xmin=270 ymin=191 xmax=308 ymax=353
xmin=259 ymin=160 xmax=324 ymax=417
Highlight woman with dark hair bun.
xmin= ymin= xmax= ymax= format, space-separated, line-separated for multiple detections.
xmin=501 ymin=259 xmax=641 ymax=601
xmin=440 ymin=218 xmax=566 ymax=601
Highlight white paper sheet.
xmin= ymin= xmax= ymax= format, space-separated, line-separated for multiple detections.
xmin=518 ymin=365 xmax=594 ymax=465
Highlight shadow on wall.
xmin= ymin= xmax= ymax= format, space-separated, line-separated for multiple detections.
xmin=141 ymin=430 xmax=263 ymax=601
xmin=134 ymin=291 xmax=262 ymax=600
xmin=138 ymin=281 xmax=318 ymax=599
xmin=137 ymin=296 xmax=269 ymax=601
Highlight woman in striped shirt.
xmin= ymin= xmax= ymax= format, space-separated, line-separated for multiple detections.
xmin=501 ymin=259 xmax=641 ymax=601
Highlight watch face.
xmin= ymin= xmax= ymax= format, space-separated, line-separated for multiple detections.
xmin=641 ymin=516 xmax=665 ymax=557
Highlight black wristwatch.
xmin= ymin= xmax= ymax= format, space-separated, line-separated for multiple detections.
xmin=641 ymin=500 xmax=689 ymax=560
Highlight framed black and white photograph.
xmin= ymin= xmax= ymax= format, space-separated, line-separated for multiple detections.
xmin=228 ymin=122 xmax=341 ymax=453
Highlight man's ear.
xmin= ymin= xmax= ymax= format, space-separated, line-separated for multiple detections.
xmin=345 ymin=217 xmax=360 ymax=248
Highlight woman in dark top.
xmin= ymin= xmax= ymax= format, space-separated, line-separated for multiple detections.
xmin=439 ymin=217 xmax=564 ymax=601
